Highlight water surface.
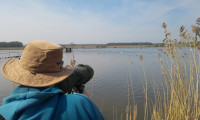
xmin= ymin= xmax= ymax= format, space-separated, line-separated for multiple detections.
xmin=0 ymin=48 xmax=164 ymax=119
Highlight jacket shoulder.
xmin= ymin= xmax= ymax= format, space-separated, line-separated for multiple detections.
xmin=55 ymin=94 xmax=104 ymax=120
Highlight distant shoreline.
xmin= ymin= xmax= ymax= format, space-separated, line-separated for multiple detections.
xmin=0 ymin=47 xmax=24 ymax=50
xmin=65 ymin=44 xmax=164 ymax=49
xmin=0 ymin=44 xmax=164 ymax=50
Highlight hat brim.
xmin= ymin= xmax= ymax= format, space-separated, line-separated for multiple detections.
xmin=1 ymin=59 xmax=73 ymax=87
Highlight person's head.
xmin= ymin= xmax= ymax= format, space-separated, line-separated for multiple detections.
xmin=1 ymin=40 xmax=73 ymax=87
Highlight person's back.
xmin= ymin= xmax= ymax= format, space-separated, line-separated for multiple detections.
xmin=0 ymin=86 xmax=104 ymax=120
xmin=0 ymin=40 xmax=104 ymax=120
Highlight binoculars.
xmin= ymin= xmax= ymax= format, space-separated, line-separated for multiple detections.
xmin=55 ymin=64 xmax=94 ymax=94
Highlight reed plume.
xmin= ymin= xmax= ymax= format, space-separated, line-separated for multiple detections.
xmin=152 ymin=18 xmax=200 ymax=120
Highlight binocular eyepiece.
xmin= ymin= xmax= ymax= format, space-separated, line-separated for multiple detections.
xmin=55 ymin=64 xmax=94 ymax=93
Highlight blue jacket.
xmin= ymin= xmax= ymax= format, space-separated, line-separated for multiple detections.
xmin=0 ymin=86 xmax=104 ymax=120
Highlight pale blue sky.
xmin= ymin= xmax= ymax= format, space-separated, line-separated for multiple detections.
xmin=0 ymin=0 xmax=199 ymax=44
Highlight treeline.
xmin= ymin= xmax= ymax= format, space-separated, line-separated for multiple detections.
xmin=0 ymin=41 xmax=23 ymax=47
xmin=106 ymin=42 xmax=153 ymax=46
xmin=64 ymin=42 xmax=157 ymax=46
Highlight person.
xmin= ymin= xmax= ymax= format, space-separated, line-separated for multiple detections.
xmin=0 ymin=40 xmax=104 ymax=120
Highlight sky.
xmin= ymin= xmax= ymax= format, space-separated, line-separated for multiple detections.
xmin=0 ymin=0 xmax=199 ymax=45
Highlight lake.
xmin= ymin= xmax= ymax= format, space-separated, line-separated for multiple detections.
xmin=0 ymin=48 xmax=164 ymax=119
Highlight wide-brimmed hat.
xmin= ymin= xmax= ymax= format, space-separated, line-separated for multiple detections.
xmin=1 ymin=40 xmax=73 ymax=87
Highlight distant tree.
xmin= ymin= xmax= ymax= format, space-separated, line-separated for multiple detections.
xmin=0 ymin=41 xmax=23 ymax=47
xmin=106 ymin=42 xmax=153 ymax=46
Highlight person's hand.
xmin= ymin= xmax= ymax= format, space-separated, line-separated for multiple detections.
xmin=72 ymin=87 xmax=91 ymax=98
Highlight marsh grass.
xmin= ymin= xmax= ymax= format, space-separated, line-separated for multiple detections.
xmin=150 ymin=21 xmax=200 ymax=120
xmin=126 ymin=65 xmax=138 ymax=120
xmin=119 ymin=18 xmax=200 ymax=120
xmin=112 ymin=62 xmax=138 ymax=120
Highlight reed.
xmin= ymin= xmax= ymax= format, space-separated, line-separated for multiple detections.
xmin=124 ymin=64 xmax=137 ymax=120
xmin=151 ymin=19 xmax=200 ymax=119
xmin=121 ymin=18 xmax=200 ymax=120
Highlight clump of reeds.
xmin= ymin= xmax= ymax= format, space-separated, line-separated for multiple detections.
xmin=126 ymin=65 xmax=138 ymax=120
xmin=118 ymin=18 xmax=200 ymax=120
xmin=152 ymin=18 xmax=200 ymax=120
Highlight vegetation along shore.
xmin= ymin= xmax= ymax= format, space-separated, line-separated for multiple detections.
xmin=0 ymin=42 xmax=165 ymax=50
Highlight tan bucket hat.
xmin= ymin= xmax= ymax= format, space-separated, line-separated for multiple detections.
xmin=1 ymin=40 xmax=73 ymax=87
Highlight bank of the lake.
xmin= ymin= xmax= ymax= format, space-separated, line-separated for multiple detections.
xmin=0 ymin=47 xmax=24 ymax=50
xmin=0 ymin=44 xmax=164 ymax=50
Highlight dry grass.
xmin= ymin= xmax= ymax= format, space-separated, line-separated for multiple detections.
xmin=151 ymin=21 xmax=200 ymax=119
xmin=125 ymin=65 xmax=138 ymax=120
xmin=120 ymin=18 xmax=200 ymax=120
